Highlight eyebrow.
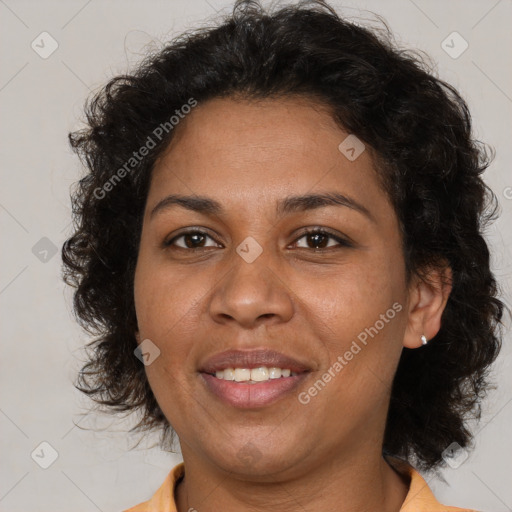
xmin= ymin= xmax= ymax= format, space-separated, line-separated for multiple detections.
xmin=149 ymin=192 xmax=375 ymax=223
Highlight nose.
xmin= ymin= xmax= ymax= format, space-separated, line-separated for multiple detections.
xmin=208 ymin=249 xmax=295 ymax=329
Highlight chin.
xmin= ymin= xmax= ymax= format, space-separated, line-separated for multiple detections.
xmin=206 ymin=441 xmax=301 ymax=479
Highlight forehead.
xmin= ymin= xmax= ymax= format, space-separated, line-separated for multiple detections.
xmin=154 ymin=96 xmax=348 ymax=168
xmin=148 ymin=96 xmax=389 ymax=219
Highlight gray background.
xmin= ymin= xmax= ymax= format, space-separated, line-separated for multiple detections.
xmin=0 ymin=0 xmax=511 ymax=511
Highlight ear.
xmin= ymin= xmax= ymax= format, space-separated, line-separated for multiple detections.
xmin=135 ymin=330 xmax=141 ymax=343
xmin=403 ymin=263 xmax=453 ymax=349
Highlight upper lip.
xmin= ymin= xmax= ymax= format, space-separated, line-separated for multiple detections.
xmin=199 ymin=349 xmax=312 ymax=374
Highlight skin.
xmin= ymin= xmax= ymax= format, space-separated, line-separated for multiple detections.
xmin=133 ymin=96 xmax=452 ymax=512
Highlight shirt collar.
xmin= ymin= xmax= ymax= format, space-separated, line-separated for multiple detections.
xmin=125 ymin=458 xmax=477 ymax=512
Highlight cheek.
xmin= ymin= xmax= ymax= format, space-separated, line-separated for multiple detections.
xmin=134 ymin=247 xmax=200 ymax=338
xmin=301 ymin=256 xmax=402 ymax=336
xmin=298 ymin=248 xmax=406 ymax=405
xmin=135 ymin=271 xmax=194 ymax=417
xmin=133 ymin=255 xmax=211 ymax=385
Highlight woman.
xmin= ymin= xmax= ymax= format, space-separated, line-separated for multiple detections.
xmin=61 ymin=1 xmax=506 ymax=510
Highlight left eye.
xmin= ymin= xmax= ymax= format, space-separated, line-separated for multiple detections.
xmin=292 ymin=229 xmax=351 ymax=250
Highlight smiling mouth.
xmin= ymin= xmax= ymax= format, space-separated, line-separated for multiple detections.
xmin=198 ymin=348 xmax=313 ymax=407
xmin=199 ymin=369 xmax=310 ymax=408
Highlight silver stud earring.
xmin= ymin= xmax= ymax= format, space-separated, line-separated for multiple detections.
xmin=421 ymin=334 xmax=428 ymax=345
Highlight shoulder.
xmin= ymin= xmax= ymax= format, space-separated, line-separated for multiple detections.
xmin=386 ymin=456 xmax=480 ymax=512
xmin=122 ymin=462 xmax=184 ymax=512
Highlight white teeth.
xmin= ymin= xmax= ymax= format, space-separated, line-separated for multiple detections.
xmin=269 ymin=367 xmax=281 ymax=379
xmin=222 ymin=368 xmax=234 ymax=380
xmin=234 ymin=368 xmax=251 ymax=382
xmin=214 ymin=369 xmax=237 ymax=380
xmin=213 ymin=367 xmax=298 ymax=382
xmin=251 ymin=367 xmax=269 ymax=381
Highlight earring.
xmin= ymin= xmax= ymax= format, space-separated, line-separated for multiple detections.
xmin=421 ymin=334 xmax=428 ymax=345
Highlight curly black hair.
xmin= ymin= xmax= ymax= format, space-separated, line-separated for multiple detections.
xmin=62 ymin=0 xmax=508 ymax=472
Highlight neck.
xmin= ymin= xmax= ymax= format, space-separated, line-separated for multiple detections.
xmin=175 ymin=451 xmax=410 ymax=512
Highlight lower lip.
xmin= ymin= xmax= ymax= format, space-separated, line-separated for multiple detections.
xmin=200 ymin=372 xmax=309 ymax=409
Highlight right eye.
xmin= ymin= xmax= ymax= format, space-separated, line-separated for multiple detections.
xmin=164 ymin=229 xmax=222 ymax=250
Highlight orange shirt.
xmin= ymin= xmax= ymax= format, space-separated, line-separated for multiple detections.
xmin=124 ymin=457 xmax=479 ymax=512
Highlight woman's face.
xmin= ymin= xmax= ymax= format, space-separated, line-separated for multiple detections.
xmin=134 ymin=96 xmax=415 ymax=477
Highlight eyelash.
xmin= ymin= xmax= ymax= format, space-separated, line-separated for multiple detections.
xmin=164 ymin=227 xmax=352 ymax=252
